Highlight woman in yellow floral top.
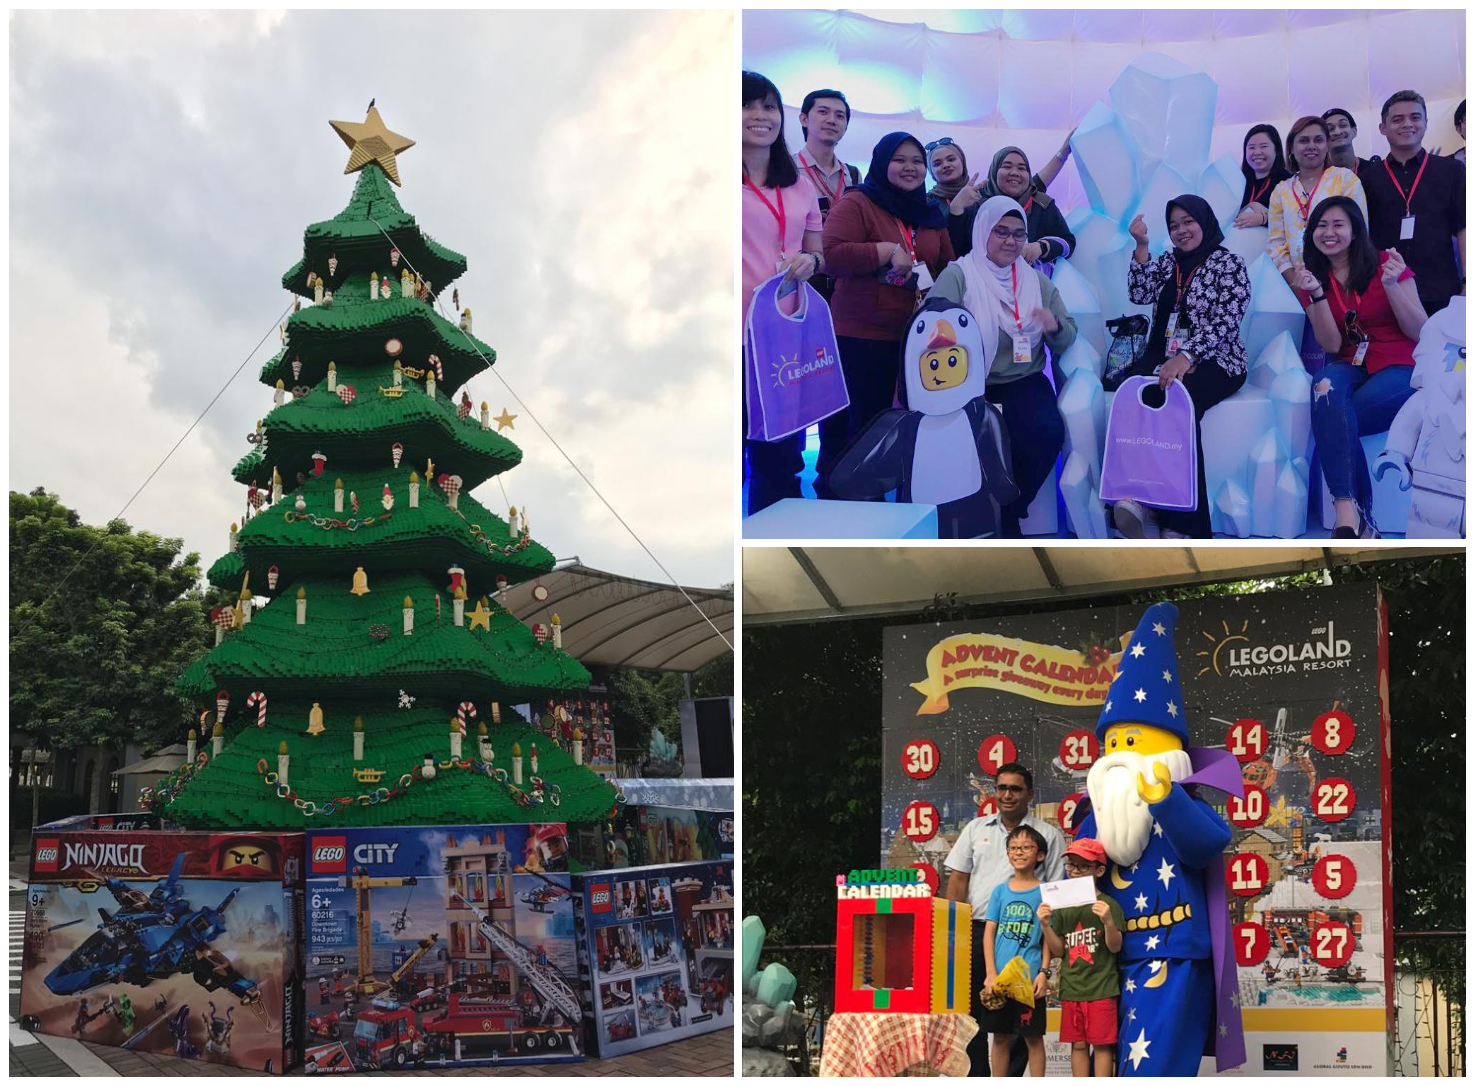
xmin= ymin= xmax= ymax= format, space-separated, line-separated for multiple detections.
xmin=1267 ymin=116 xmax=1367 ymax=288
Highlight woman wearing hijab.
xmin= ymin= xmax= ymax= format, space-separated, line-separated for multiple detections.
xmin=926 ymin=138 xmax=970 ymax=214
xmin=940 ymin=146 xmax=1077 ymax=270
xmin=928 ymin=195 xmax=1077 ymax=536
xmin=1232 ymin=124 xmax=1291 ymax=228
xmin=820 ymin=132 xmax=956 ymax=466
xmin=1114 ymin=196 xmax=1252 ymax=539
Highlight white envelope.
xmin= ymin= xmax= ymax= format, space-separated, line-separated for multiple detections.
xmin=1040 ymin=876 xmax=1100 ymax=909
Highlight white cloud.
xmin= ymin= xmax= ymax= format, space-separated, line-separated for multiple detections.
xmin=9 ymin=10 xmax=735 ymax=590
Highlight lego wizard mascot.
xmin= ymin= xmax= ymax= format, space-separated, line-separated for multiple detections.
xmin=1075 ymin=602 xmax=1245 ymax=1075
xmin=830 ymin=298 xmax=1018 ymax=538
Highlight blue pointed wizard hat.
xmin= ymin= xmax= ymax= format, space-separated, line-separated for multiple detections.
xmin=1095 ymin=601 xmax=1189 ymax=744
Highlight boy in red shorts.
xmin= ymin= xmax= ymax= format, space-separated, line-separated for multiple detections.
xmin=1037 ymin=837 xmax=1124 ymax=1076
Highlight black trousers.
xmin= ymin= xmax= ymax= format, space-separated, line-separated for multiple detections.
xmin=815 ymin=335 xmax=903 ymax=496
xmin=989 ymin=371 xmax=1066 ymax=537
xmin=966 ymin=920 xmax=1029 ymax=1077
xmin=742 ymin=386 xmax=804 ymax=516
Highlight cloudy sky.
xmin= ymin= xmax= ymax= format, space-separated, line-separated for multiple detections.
xmin=9 ymin=9 xmax=735 ymax=590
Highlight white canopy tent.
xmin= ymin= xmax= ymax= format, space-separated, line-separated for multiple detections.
xmin=743 ymin=545 xmax=1459 ymax=624
xmin=503 ymin=560 xmax=733 ymax=672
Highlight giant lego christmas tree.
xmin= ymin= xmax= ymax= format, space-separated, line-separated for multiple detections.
xmin=148 ymin=107 xmax=619 ymax=830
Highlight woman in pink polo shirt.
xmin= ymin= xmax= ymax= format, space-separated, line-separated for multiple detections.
xmin=742 ymin=70 xmax=824 ymax=514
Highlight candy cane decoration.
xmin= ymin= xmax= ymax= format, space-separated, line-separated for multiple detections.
xmin=456 ymin=701 xmax=477 ymax=737
xmin=427 ymin=354 xmax=443 ymax=382
xmin=246 ymin=691 xmax=269 ymax=728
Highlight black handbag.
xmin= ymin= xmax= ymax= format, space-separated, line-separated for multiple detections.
xmin=1102 ymin=314 xmax=1151 ymax=391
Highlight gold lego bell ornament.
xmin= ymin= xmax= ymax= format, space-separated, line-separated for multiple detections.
xmin=307 ymin=703 xmax=326 ymax=737
xmin=351 ymin=567 xmax=371 ymax=595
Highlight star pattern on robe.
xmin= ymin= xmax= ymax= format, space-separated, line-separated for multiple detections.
xmin=1156 ymin=858 xmax=1176 ymax=888
xmin=1125 ymin=978 xmax=1137 ymax=993
xmin=1067 ymin=922 xmax=1095 ymax=966
xmin=1146 ymin=934 xmax=1161 ymax=950
xmin=1220 ymin=1022 xmax=1229 ymax=1037
xmin=1152 ymin=621 xmax=1166 ymax=636
xmin=1153 ymin=821 xmax=1163 ymax=837
xmin=1162 ymin=669 xmax=1173 ymax=682
xmin=1127 ymin=1028 xmax=1152 ymax=1070
xmin=1134 ymin=892 xmax=1149 ymax=912
xmin=1127 ymin=1006 xmax=1138 ymax=1022
xmin=1167 ymin=700 xmax=1179 ymax=718
xmin=1130 ymin=642 xmax=1146 ymax=658
xmin=1134 ymin=687 xmax=1147 ymax=703
xmin=1104 ymin=701 xmax=1113 ymax=713
xmin=1230 ymin=991 xmax=1242 ymax=1009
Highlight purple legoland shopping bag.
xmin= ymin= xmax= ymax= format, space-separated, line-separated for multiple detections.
xmin=744 ymin=273 xmax=849 ymax=442
xmin=1099 ymin=375 xmax=1199 ymax=511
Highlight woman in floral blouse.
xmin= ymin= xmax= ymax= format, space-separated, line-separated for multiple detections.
xmin=1114 ymin=195 xmax=1251 ymax=539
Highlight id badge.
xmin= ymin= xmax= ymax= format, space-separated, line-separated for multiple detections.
xmin=1012 ymin=334 xmax=1032 ymax=366
xmin=913 ymin=261 xmax=935 ymax=290
xmin=1165 ymin=312 xmax=1180 ymax=337
xmin=1400 ymin=216 xmax=1416 ymax=240
xmin=1167 ymin=336 xmax=1183 ymax=356
xmin=1353 ymin=339 xmax=1371 ymax=366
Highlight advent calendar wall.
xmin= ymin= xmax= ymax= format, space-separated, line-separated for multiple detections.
xmin=880 ymin=583 xmax=1392 ymax=1076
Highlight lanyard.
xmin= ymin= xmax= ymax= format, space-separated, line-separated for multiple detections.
xmin=1009 ymin=264 xmax=1022 ymax=330
xmin=1248 ymin=177 xmax=1272 ymax=205
xmin=1022 ymin=195 xmax=1034 ymax=213
xmin=1173 ymin=261 xmax=1202 ymax=308
xmin=894 ymin=218 xmax=917 ymax=262
xmin=1382 ymin=151 xmax=1429 ymax=216
xmin=1292 ymin=169 xmax=1324 ymax=222
xmin=1328 ymin=275 xmax=1361 ymax=321
xmin=743 ymin=177 xmax=787 ymax=256
xmin=798 ymin=152 xmax=845 ymax=202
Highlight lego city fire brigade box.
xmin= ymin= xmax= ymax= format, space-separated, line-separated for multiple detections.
xmin=302 ymin=823 xmax=583 ymax=1072
xmin=572 ymin=860 xmax=734 ymax=1057
xmin=18 ymin=821 xmax=306 ymax=1074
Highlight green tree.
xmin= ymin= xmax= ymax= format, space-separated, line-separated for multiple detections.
xmin=10 ymin=488 xmax=210 ymax=753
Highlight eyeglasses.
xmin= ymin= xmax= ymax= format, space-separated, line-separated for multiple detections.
xmin=991 ymin=227 xmax=1029 ymax=243
xmin=1006 ymin=845 xmax=1038 ymax=854
xmin=923 ymin=137 xmax=955 ymax=155
xmin=994 ymin=784 xmax=1027 ymax=794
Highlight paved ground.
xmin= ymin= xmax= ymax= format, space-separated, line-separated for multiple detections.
xmin=11 ymin=881 xmax=733 ymax=1077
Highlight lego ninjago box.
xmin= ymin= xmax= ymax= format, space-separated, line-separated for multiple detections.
xmin=572 ymin=860 xmax=735 ymax=1057
xmin=301 ymin=823 xmax=583 ymax=1072
xmin=18 ymin=817 xmax=306 ymax=1074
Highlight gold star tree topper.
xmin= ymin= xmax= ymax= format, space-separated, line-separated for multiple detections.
xmin=329 ymin=105 xmax=416 ymax=187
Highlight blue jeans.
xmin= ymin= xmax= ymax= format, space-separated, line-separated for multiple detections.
xmin=1310 ymin=363 xmax=1415 ymax=506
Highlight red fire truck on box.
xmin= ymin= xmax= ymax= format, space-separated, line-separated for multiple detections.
xmin=352 ymin=998 xmax=422 ymax=1069
xmin=422 ymin=991 xmax=576 ymax=1058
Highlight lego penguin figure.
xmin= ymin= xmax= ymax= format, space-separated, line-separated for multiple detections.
xmin=831 ymin=298 xmax=1017 ymax=537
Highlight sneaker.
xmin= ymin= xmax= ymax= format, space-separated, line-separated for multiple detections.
xmin=1162 ymin=529 xmax=1190 ymax=539
xmin=1113 ymin=499 xmax=1150 ymax=539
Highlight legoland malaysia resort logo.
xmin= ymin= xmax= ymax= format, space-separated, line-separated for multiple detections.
xmin=34 ymin=839 xmax=61 ymax=873
xmin=312 ymin=837 xmax=348 ymax=874
xmin=769 ymin=347 xmax=839 ymax=388
xmin=1196 ymin=619 xmax=1352 ymax=679
xmin=590 ymin=882 xmax=613 ymax=913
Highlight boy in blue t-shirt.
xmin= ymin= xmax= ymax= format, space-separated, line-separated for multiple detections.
xmin=980 ymin=824 xmax=1051 ymax=1077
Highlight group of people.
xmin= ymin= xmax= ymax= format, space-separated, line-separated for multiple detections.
xmin=743 ymin=71 xmax=1465 ymax=538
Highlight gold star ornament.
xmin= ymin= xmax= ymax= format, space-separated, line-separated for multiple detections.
xmin=493 ymin=407 xmax=518 ymax=431
xmin=329 ymin=105 xmax=416 ymax=187
xmin=467 ymin=599 xmax=494 ymax=632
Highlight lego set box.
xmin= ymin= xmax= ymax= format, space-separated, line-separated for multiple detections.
xmin=301 ymin=822 xmax=583 ymax=1071
xmin=572 ymin=860 xmax=735 ymax=1057
xmin=18 ymin=817 xmax=306 ymax=1074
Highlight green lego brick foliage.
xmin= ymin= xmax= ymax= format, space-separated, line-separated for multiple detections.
xmin=205 ymin=471 xmax=551 ymax=592
xmin=161 ymin=711 xmax=617 ymax=830
xmin=180 ymin=570 xmax=586 ymax=702
xmin=229 ymin=379 xmax=520 ymax=490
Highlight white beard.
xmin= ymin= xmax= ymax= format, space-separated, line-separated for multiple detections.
xmin=1086 ymin=748 xmax=1194 ymax=867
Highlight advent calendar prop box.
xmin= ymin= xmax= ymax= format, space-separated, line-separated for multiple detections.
xmin=881 ymin=582 xmax=1392 ymax=1076
xmin=301 ymin=823 xmax=582 ymax=1072
xmin=572 ymin=861 xmax=735 ymax=1057
xmin=18 ymin=818 xmax=305 ymax=1074
xmin=833 ymin=868 xmax=971 ymax=1014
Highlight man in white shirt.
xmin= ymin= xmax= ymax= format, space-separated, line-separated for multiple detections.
xmin=944 ymin=762 xmax=1065 ymax=1076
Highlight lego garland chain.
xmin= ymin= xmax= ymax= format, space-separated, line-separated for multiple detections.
xmin=282 ymin=510 xmax=393 ymax=532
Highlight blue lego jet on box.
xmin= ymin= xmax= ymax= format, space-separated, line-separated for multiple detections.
xmin=44 ymin=854 xmax=262 ymax=1006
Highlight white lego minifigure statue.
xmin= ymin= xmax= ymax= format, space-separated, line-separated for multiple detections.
xmin=1374 ymin=296 xmax=1466 ymax=538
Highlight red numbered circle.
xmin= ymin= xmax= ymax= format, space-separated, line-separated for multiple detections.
xmin=1233 ymin=921 xmax=1270 ymax=966
xmin=1226 ymin=852 xmax=1269 ymax=897
xmin=902 ymin=739 xmax=940 ymax=780
xmin=1311 ymin=710 xmax=1356 ymax=755
xmin=977 ymin=795 xmax=998 ymax=818
xmin=1059 ymin=730 xmax=1098 ymax=770
xmin=1227 ymin=784 xmax=1269 ymax=829
xmin=1311 ymin=920 xmax=1355 ymax=968
xmin=902 ymin=801 xmax=940 ymax=842
xmin=1313 ymin=777 xmax=1356 ymax=822
xmin=1058 ymin=792 xmax=1085 ymax=835
xmin=1225 ymin=718 xmax=1267 ymax=763
xmin=977 ymin=734 xmax=1018 ymax=774
xmin=910 ymin=863 xmax=939 ymax=895
xmin=1312 ymin=854 xmax=1357 ymax=900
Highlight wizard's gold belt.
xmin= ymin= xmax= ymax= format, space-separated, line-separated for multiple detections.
xmin=1125 ymin=902 xmax=1192 ymax=932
